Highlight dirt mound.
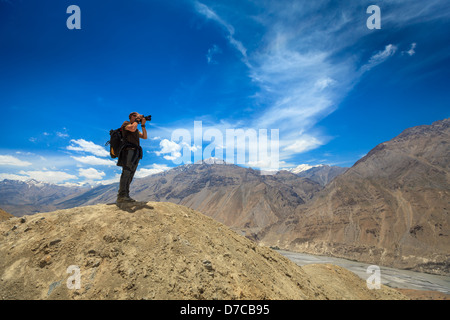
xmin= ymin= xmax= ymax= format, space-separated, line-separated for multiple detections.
xmin=0 ymin=202 xmax=406 ymax=300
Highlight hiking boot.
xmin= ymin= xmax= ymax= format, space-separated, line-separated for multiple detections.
xmin=116 ymin=196 xmax=136 ymax=203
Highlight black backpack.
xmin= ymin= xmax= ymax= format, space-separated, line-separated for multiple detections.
xmin=105 ymin=128 xmax=124 ymax=159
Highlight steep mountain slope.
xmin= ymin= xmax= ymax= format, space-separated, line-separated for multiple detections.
xmin=259 ymin=119 xmax=450 ymax=275
xmin=0 ymin=202 xmax=406 ymax=300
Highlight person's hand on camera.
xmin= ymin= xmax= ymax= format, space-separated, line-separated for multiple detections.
xmin=140 ymin=114 xmax=146 ymax=125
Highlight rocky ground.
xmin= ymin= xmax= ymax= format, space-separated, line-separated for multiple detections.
xmin=0 ymin=202 xmax=407 ymax=300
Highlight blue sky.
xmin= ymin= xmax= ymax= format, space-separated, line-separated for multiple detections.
xmin=0 ymin=0 xmax=449 ymax=185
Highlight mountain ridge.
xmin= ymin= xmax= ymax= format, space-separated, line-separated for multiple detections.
xmin=258 ymin=119 xmax=450 ymax=275
xmin=0 ymin=179 xmax=88 ymax=216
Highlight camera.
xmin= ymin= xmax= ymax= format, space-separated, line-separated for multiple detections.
xmin=137 ymin=115 xmax=151 ymax=123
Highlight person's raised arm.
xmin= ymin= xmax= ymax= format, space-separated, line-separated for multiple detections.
xmin=125 ymin=122 xmax=138 ymax=132
xmin=139 ymin=116 xmax=147 ymax=139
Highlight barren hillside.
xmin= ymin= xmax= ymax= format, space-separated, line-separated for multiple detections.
xmin=0 ymin=202 xmax=406 ymax=300
xmin=259 ymin=119 xmax=450 ymax=275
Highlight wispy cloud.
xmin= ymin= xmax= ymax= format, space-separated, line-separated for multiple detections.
xmin=67 ymin=139 xmax=109 ymax=157
xmin=403 ymin=43 xmax=417 ymax=56
xmin=382 ymin=0 xmax=450 ymax=26
xmin=186 ymin=0 xmax=449 ymax=168
xmin=195 ymin=1 xmax=248 ymax=64
xmin=360 ymin=44 xmax=398 ymax=73
xmin=71 ymin=155 xmax=115 ymax=166
xmin=135 ymin=164 xmax=171 ymax=178
xmin=79 ymin=167 xmax=105 ymax=180
xmin=56 ymin=131 xmax=69 ymax=138
xmin=0 ymin=170 xmax=78 ymax=184
xmin=191 ymin=1 xmax=411 ymax=163
xmin=0 ymin=155 xmax=32 ymax=167
xmin=206 ymin=44 xmax=222 ymax=64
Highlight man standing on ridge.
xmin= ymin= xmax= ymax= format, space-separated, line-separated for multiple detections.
xmin=116 ymin=112 xmax=148 ymax=203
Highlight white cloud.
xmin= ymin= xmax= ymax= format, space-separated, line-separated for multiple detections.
xmin=13 ymin=170 xmax=78 ymax=184
xmin=283 ymin=135 xmax=323 ymax=154
xmin=183 ymin=142 xmax=200 ymax=152
xmin=67 ymin=139 xmax=109 ymax=157
xmin=135 ymin=164 xmax=171 ymax=178
xmin=155 ymin=138 xmax=202 ymax=162
xmin=0 ymin=155 xmax=32 ymax=167
xmin=15 ymin=151 xmax=35 ymax=156
xmin=156 ymin=139 xmax=182 ymax=159
xmin=189 ymin=0 xmax=444 ymax=168
xmin=369 ymin=44 xmax=397 ymax=64
xmin=56 ymin=131 xmax=69 ymax=138
xmin=403 ymin=43 xmax=417 ymax=56
xmin=361 ymin=44 xmax=398 ymax=73
xmin=163 ymin=155 xmax=178 ymax=161
xmin=78 ymin=168 xmax=105 ymax=180
xmin=315 ymin=77 xmax=336 ymax=91
xmin=195 ymin=2 xmax=248 ymax=62
xmin=98 ymin=173 xmax=121 ymax=185
xmin=71 ymin=155 xmax=115 ymax=166
xmin=382 ymin=0 xmax=450 ymax=26
xmin=0 ymin=173 xmax=29 ymax=181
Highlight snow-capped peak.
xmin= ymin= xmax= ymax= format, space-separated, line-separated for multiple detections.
xmin=289 ymin=164 xmax=324 ymax=174
xmin=25 ymin=179 xmax=47 ymax=187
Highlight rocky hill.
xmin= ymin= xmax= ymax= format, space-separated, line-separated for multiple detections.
xmin=259 ymin=119 xmax=450 ymax=275
xmin=0 ymin=201 xmax=406 ymax=300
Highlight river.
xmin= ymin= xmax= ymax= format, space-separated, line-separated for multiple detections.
xmin=277 ymin=250 xmax=450 ymax=294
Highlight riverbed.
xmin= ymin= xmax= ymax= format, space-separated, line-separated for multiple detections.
xmin=277 ymin=250 xmax=450 ymax=294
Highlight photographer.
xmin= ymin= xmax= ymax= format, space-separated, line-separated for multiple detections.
xmin=116 ymin=112 xmax=148 ymax=203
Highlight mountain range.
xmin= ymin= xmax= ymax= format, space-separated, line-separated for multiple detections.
xmin=0 ymin=161 xmax=342 ymax=220
xmin=0 ymin=179 xmax=87 ymax=216
xmin=259 ymin=119 xmax=450 ymax=275
xmin=1 ymin=118 xmax=448 ymax=275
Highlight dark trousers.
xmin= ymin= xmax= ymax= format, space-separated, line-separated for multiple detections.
xmin=118 ymin=149 xmax=139 ymax=199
